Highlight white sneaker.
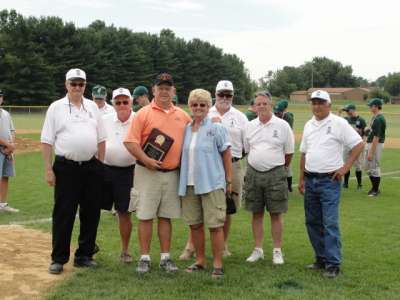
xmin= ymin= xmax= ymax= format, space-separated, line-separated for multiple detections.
xmin=0 ymin=204 xmax=19 ymax=213
xmin=246 ymin=248 xmax=264 ymax=262
xmin=272 ymin=249 xmax=284 ymax=265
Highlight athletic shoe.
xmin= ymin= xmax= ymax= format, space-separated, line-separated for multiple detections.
xmin=120 ymin=253 xmax=133 ymax=264
xmin=323 ymin=266 xmax=340 ymax=278
xmin=246 ymin=248 xmax=264 ymax=262
xmin=48 ymin=262 xmax=63 ymax=274
xmin=272 ymin=249 xmax=284 ymax=265
xmin=159 ymin=258 xmax=178 ymax=273
xmin=136 ymin=258 xmax=151 ymax=274
xmin=368 ymin=190 xmax=380 ymax=197
xmin=306 ymin=261 xmax=325 ymax=270
xmin=0 ymin=204 xmax=19 ymax=212
xmin=74 ymin=257 xmax=97 ymax=268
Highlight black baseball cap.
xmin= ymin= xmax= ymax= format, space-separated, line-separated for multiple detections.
xmin=154 ymin=73 xmax=174 ymax=86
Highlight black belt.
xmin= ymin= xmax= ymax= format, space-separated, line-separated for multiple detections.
xmin=232 ymin=157 xmax=242 ymax=162
xmin=136 ymin=160 xmax=178 ymax=173
xmin=55 ymin=155 xmax=96 ymax=166
xmin=105 ymin=164 xmax=135 ymax=171
xmin=304 ymin=171 xmax=335 ymax=178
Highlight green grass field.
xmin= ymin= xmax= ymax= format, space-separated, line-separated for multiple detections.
xmin=1 ymin=102 xmax=400 ymax=299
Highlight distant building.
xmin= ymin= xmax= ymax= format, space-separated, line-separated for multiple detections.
xmin=290 ymin=87 xmax=374 ymax=102
xmin=391 ymin=96 xmax=400 ymax=104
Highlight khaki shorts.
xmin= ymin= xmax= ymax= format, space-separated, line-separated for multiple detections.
xmin=181 ymin=187 xmax=226 ymax=228
xmin=244 ymin=165 xmax=288 ymax=214
xmin=132 ymin=164 xmax=181 ymax=220
xmin=232 ymin=160 xmax=244 ymax=210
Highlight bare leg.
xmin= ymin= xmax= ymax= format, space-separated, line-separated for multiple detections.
xmin=210 ymin=227 xmax=224 ymax=268
xmin=190 ymin=224 xmax=206 ymax=266
xmin=223 ymin=214 xmax=231 ymax=246
xmin=138 ymin=219 xmax=153 ymax=255
xmin=252 ymin=211 xmax=265 ymax=248
xmin=0 ymin=177 xmax=9 ymax=204
xmin=270 ymin=213 xmax=283 ymax=248
xmin=158 ymin=217 xmax=171 ymax=253
xmin=117 ymin=212 xmax=132 ymax=254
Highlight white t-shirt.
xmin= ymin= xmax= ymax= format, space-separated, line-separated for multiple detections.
xmin=187 ymin=132 xmax=198 ymax=186
xmin=300 ymin=113 xmax=362 ymax=173
xmin=0 ymin=109 xmax=15 ymax=142
xmin=245 ymin=115 xmax=295 ymax=172
xmin=98 ymin=102 xmax=114 ymax=115
xmin=103 ymin=111 xmax=136 ymax=167
xmin=41 ymin=96 xmax=107 ymax=162
xmin=208 ymin=105 xmax=248 ymax=158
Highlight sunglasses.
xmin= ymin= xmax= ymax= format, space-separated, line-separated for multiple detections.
xmin=115 ymin=101 xmax=130 ymax=106
xmin=217 ymin=93 xmax=233 ymax=99
xmin=69 ymin=82 xmax=85 ymax=87
xmin=191 ymin=103 xmax=207 ymax=108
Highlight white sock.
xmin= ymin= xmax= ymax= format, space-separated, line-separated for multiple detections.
xmin=0 ymin=203 xmax=7 ymax=208
xmin=160 ymin=253 xmax=170 ymax=260
xmin=273 ymin=248 xmax=282 ymax=253
xmin=140 ymin=254 xmax=150 ymax=261
xmin=255 ymin=247 xmax=263 ymax=253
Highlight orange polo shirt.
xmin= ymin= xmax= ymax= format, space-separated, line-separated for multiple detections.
xmin=124 ymin=100 xmax=191 ymax=170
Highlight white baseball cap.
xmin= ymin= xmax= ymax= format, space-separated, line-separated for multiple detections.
xmin=216 ymin=80 xmax=234 ymax=93
xmin=310 ymin=90 xmax=331 ymax=103
xmin=112 ymin=87 xmax=132 ymax=99
xmin=66 ymin=68 xmax=86 ymax=81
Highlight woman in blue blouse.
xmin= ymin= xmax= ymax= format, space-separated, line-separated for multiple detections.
xmin=179 ymin=89 xmax=232 ymax=278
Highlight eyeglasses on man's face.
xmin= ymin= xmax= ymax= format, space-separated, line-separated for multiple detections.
xmin=217 ymin=93 xmax=233 ymax=99
xmin=115 ymin=100 xmax=130 ymax=106
xmin=69 ymin=82 xmax=85 ymax=88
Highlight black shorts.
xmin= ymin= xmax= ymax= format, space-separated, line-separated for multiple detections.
xmin=102 ymin=164 xmax=135 ymax=212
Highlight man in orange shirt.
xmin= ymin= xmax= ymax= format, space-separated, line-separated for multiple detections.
xmin=124 ymin=73 xmax=191 ymax=274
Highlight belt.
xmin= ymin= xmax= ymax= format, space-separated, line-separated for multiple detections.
xmin=250 ymin=164 xmax=284 ymax=173
xmin=304 ymin=171 xmax=335 ymax=178
xmin=55 ymin=155 xmax=96 ymax=166
xmin=136 ymin=160 xmax=178 ymax=173
xmin=232 ymin=157 xmax=242 ymax=162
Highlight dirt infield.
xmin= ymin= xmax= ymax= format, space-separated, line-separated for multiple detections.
xmin=15 ymin=137 xmax=41 ymax=154
xmin=0 ymin=225 xmax=73 ymax=300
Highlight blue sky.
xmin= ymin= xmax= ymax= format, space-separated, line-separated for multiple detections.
xmin=2 ymin=0 xmax=400 ymax=81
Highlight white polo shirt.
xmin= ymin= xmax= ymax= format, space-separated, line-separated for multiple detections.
xmin=41 ymin=96 xmax=107 ymax=162
xmin=98 ymin=102 xmax=114 ymax=115
xmin=103 ymin=111 xmax=136 ymax=167
xmin=0 ymin=108 xmax=15 ymax=142
xmin=300 ymin=113 xmax=362 ymax=173
xmin=244 ymin=115 xmax=295 ymax=172
xmin=208 ymin=105 xmax=248 ymax=158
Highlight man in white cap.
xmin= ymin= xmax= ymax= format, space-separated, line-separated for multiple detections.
xmin=298 ymin=90 xmax=363 ymax=278
xmin=209 ymin=80 xmax=248 ymax=257
xmin=41 ymin=68 xmax=106 ymax=274
xmin=102 ymin=87 xmax=136 ymax=263
xmin=92 ymin=85 xmax=114 ymax=115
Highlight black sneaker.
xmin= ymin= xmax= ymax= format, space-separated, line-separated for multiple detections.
xmin=306 ymin=261 xmax=325 ymax=270
xmin=323 ymin=266 xmax=340 ymax=278
xmin=369 ymin=190 xmax=380 ymax=197
xmin=49 ymin=262 xmax=63 ymax=274
xmin=136 ymin=258 xmax=151 ymax=274
xmin=74 ymin=257 xmax=98 ymax=268
xmin=367 ymin=189 xmax=374 ymax=196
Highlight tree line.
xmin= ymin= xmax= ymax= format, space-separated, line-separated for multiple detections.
xmin=0 ymin=9 xmax=255 ymax=105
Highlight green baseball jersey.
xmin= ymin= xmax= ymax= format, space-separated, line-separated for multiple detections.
xmin=367 ymin=114 xmax=386 ymax=143
xmin=344 ymin=115 xmax=366 ymax=136
xmin=132 ymin=104 xmax=142 ymax=112
xmin=245 ymin=110 xmax=257 ymax=121
xmin=283 ymin=112 xmax=294 ymax=129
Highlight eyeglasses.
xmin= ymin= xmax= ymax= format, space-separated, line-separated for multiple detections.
xmin=115 ymin=101 xmax=130 ymax=106
xmin=69 ymin=82 xmax=85 ymax=88
xmin=190 ymin=103 xmax=207 ymax=108
xmin=217 ymin=93 xmax=233 ymax=99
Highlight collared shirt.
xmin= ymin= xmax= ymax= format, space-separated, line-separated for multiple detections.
xmin=244 ymin=115 xmax=294 ymax=172
xmin=0 ymin=108 xmax=15 ymax=142
xmin=300 ymin=113 xmax=362 ymax=173
xmin=208 ymin=105 xmax=248 ymax=158
xmin=98 ymin=102 xmax=114 ymax=115
xmin=179 ymin=117 xmax=231 ymax=196
xmin=124 ymin=100 xmax=191 ymax=170
xmin=103 ymin=111 xmax=136 ymax=167
xmin=41 ymin=95 xmax=106 ymax=162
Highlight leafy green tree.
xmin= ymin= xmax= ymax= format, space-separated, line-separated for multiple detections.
xmin=384 ymin=72 xmax=400 ymax=96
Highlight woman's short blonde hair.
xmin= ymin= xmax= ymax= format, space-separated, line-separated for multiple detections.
xmin=188 ymin=89 xmax=212 ymax=107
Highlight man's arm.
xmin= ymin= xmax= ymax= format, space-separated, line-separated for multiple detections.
xmin=332 ymin=141 xmax=364 ymax=180
xmin=97 ymin=141 xmax=105 ymax=162
xmin=284 ymin=153 xmax=293 ymax=167
xmin=298 ymin=153 xmax=306 ymax=195
xmin=41 ymin=143 xmax=55 ymax=186
xmin=222 ymin=148 xmax=233 ymax=194
xmin=124 ymin=141 xmax=161 ymax=170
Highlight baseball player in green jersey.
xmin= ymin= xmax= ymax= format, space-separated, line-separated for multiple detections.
xmin=340 ymin=104 xmax=367 ymax=189
xmin=245 ymin=100 xmax=257 ymax=121
xmin=364 ymin=98 xmax=386 ymax=197
xmin=274 ymin=99 xmax=294 ymax=191
xmin=132 ymin=85 xmax=150 ymax=112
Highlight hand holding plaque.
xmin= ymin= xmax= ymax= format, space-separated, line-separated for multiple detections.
xmin=142 ymin=128 xmax=174 ymax=161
